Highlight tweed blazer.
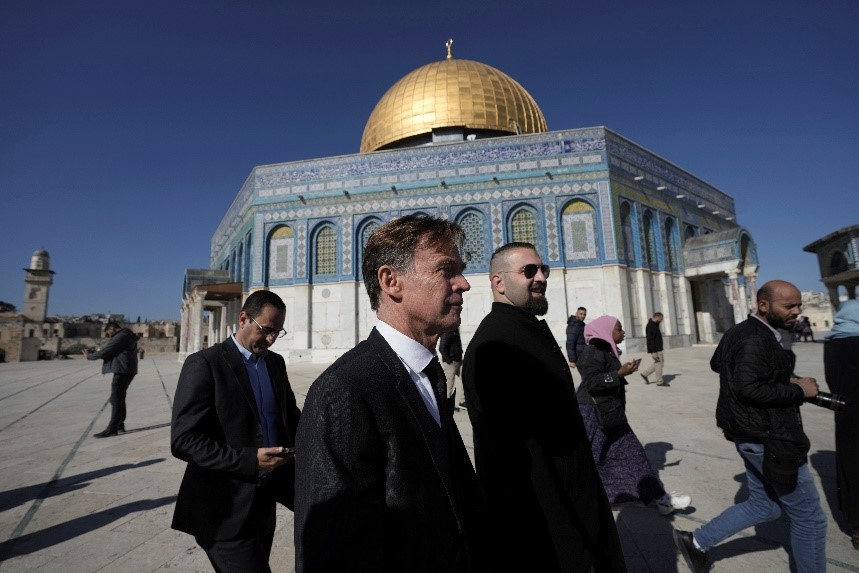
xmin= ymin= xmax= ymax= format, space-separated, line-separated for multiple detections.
xmin=171 ymin=338 xmax=301 ymax=540
xmin=294 ymin=328 xmax=484 ymax=572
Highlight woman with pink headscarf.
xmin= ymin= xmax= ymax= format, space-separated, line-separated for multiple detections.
xmin=576 ymin=315 xmax=691 ymax=515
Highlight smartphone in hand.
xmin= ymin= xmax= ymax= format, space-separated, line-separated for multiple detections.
xmin=273 ymin=446 xmax=296 ymax=457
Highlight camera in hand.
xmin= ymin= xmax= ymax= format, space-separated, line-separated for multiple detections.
xmin=805 ymin=392 xmax=846 ymax=412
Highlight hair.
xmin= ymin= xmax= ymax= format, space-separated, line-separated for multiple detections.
xmin=362 ymin=215 xmax=465 ymax=311
xmin=653 ymin=312 xmax=664 ymax=318
xmin=577 ymin=306 xmax=587 ymax=312
xmin=242 ymin=290 xmax=286 ymax=317
xmin=489 ymin=242 xmax=538 ymax=275
xmin=105 ymin=321 xmax=122 ymax=330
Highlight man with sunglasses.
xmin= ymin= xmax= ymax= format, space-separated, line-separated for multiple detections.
xmin=462 ymin=242 xmax=626 ymax=572
xmin=171 ymin=290 xmax=301 ymax=572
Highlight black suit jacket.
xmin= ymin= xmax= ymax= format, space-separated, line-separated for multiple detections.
xmin=462 ymin=303 xmax=626 ymax=573
xmin=171 ymin=338 xmax=301 ymax=540
xmin=294 ymin=328 xmax=485 ymax=572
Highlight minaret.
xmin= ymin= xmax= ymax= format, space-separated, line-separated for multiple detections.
xmin=23 ymin=249 xmax=55 ymax=322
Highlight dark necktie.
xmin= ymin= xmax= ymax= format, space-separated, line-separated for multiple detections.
xmin=424 ymin=357 xmax=449 ymax=422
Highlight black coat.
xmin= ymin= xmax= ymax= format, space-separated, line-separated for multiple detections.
xmin=824 ymin=335 xmax=859 ymax=524
xmin=644 ymin=319 xmax=663 ymax=353
xmin=462 ymin=303 xmax=626 ymax=573
xmin=171 ymin=338 xmax=301 ymax=540
xmin=710 ymin=316 xmax=806 ymax=443
xmin=294 ymin=328 xmax=485 ymax=572
xmin=575 ymin=340 xmax=627 ymax=409
xmin=565 ymin=316 xmax=586 ymax=363
xmin=88 ymin=327 xmax=138 ymax=374
xmin=439 ymin=329 xmax=463 ymax=363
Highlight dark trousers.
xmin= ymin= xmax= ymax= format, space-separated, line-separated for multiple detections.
xmin=195 ymin=490 xmax=276 ymax=572
xmin=108 ymin=373 xmax=135 ymax=430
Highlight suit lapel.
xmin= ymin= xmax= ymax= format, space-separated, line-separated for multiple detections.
xmin=264 ymin=353 xmax=295 ymax=444
xmin=367 ymin=329 xmax=463 ymax=526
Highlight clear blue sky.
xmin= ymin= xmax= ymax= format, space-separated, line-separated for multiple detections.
xmin=2 ymin=1 xmax=856 ymax=320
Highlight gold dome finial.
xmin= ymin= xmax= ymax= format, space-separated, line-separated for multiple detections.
xmin=445 ymin=38 xmax=453 ymax=60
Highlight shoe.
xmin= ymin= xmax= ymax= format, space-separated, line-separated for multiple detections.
xmin=656 ymin=382 xmax=670 ymax=387
xmin=657 ymin=492 xmax=691 ymax=515
xmin=117 ymin=424 xmax=126 ymax=433
xmin=640 ymin=373 xmax=650 ymax=384
xmin=673 ymin=530 xmax=709 ymax=572
xmin=458 ymin=401 xmax=468 ymax=410
xmin=93 ymin=428 xmax=118 ymax=438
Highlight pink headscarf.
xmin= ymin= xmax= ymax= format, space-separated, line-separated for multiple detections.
xmin=584 ymin=315 xmax=622 ymax=359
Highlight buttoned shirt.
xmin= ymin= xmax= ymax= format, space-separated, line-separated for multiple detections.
xmin=231 ymin=335 xmax=282 ymax=446
xmin=376 ymin=321 xmax=440 ymax=426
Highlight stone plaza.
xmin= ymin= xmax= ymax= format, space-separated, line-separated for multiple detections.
xmin=0 ymin=342 xmax=856 ymax=572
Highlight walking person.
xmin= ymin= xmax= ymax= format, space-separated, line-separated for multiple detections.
xmin=462 ymin=242 xmax=626 ymax=573
xmin=674 ymin=280 xmax=827 ymax=573
xmin=438 ymin=328 xmax=466 ymax=410
xmin=639 ymin=312 xmax=666 ymax=386
xmin=801 ymin=316 xmax=815 ymax=342
xmin=823 ymin=299 xmax=859 ymax=550
xmin=171 ymin=290 xmax=301 ymax=572
xmin=577 ymin=315 xmax=691 ymax=515
xmin=84 ymin=320 xmax=138 ymax=438
xmin=565 ymin=306 xmax=587 ymax=368
xmin=294 ymin=215 xmax=486 ymax=572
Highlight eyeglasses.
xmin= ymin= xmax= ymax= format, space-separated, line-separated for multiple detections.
xmin=249 ymin=316 xmax=287 ymax=340
xmin=501 ymin=264 xmax=550 ymax=279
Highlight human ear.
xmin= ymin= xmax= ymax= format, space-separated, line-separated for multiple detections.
xmin=378 ymin=266 xmax=403 ymax=300
xmin=490 ymin=273 xmax=505 ymax=294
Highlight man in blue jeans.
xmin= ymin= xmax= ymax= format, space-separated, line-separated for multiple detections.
xmin=674 ymin=280 xmax=827 ymax=573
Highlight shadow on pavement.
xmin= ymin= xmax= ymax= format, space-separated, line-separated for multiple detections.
xmin=0 ymin=458 xmax=165 ymax=513
xmin=0 ymin=496 xmax=176 ymax=560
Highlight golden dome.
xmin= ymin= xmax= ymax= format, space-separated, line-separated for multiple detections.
xmin=360 ymin=54 xmax=548 ymax=153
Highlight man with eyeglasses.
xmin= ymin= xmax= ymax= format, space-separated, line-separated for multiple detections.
xmin=462 ymin=242 xmax=626 ymax=572
xmin=171 ymin=290 xmax=301 ymax=572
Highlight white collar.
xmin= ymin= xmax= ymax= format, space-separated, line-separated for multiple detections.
xmin=375 ymin=320 xmax=435 ymax=374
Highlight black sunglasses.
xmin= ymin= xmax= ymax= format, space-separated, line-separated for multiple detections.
xmin=502 ymin=264 xmax=550 ymax=279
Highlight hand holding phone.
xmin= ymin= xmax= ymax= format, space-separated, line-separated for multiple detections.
xmin=274 ymin=446 xmax=296 ymax=457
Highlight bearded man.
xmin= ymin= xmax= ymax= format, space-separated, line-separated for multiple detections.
xmin=461 ymin=242 xmax=626 ymax=573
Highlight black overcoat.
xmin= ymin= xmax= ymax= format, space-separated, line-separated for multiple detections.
xmin=824 ymin=335 xmax=859 ymax=525
xmin=294 ymin=328 xmax=485 ymax=572
xmin=462 ymin=303 xmax=626 ymax=573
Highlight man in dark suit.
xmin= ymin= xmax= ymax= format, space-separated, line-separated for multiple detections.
xmin=171 ymin=290 xmax=301 ymax=572
xmin=462 ymin=242 xmax=626 ymax=572
xmin=295 ymin=215 xmax=485 ymax=572
xmin=85 ymin=320 xmax=138 ymax=438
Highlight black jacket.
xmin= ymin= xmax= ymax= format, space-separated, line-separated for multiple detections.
xmin=439 ymin=329 xmax=463 ymax=363
xmin=171 ymin=338 xmax=301 ymax=540
xmin=565 ymin=316 xmax=586 ymax=362
xmin=575 ymin=340 xmax=627 ymax=409
xmin=711 ymin=316 xmax=806 ymax=444
xmin=295 ymin=328 xmax=485 ymax=572
xmin=87 ymin=327 xmax=138 ymax=375
xmin=645 ymin=319 xmax=663 ymax=353
xmin=463 ymin=303 xmax=626 ymax=573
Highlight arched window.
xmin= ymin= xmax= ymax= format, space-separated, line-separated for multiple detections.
xmin=458 ymin=211 xmax=486 ymax=266
xmin=236 ymin=244 xmax=244 ymax=283
xmin=620 ymin=202 xmax=634 ymax=264
xmin=684 ymin=224 xmax=696 ymax=243
xmin=510 ymin=208 xmax=537 ymax=245
xmin=244 ymin=232 xmax=253 ymax=287
xmin=642 ymin=211 xmax=657 ymax=268
xmin=267 ymin=225 xmax=295 ymax=283
xmin=358 ymin=219 xmax=382 ymax=279
xmin=830 ymin=251 xmax=848 ymax=276
xmin=314 ymin=225 xmax=337 ymax=276
xmin=561 ymin=200 xmax=597 ymax=261
xmin=664 ymin=218 xmax=678 ymax=271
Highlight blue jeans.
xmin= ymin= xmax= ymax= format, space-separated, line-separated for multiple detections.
xmin=694 ymin=441 xmax=827 ymax=573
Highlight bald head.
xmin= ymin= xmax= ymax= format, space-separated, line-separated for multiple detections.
xmin=756 ymin=280 xmax=802 ymax=330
